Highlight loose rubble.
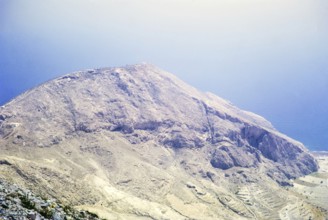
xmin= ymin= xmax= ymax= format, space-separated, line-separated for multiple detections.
xmin=0 ymin=178 xmax=100 ymax=220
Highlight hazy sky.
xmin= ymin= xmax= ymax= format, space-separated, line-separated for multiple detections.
xmin=1 ymin=0 xmax=327 ymax=150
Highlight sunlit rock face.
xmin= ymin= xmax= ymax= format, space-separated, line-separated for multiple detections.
xmin=0 ymin=64 xmax=321 ymax=219
xmin=0 ymin=63 xmax=317 ymax=177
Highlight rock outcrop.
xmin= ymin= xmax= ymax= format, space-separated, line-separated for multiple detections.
xmin=0 ymin=178 xmax=100 ymax=220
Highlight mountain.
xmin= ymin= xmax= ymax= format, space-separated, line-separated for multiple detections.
xmin=0 ymin=64 xmax=325 ymax=219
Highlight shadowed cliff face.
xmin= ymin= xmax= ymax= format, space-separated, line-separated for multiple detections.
xmin=0 ymin=64 xmax=322 ymax=219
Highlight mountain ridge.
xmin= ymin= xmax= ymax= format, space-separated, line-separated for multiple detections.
xmin=0 ymin=63 xmax=316 ymax=175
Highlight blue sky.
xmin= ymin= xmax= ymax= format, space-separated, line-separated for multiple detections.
xmin=1 ymin=0 xmax=327 ymax=150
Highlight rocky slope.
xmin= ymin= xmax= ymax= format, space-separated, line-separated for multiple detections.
xmin=289 ymin=152 xmax=328 ymax=219
xmin=0 ymin=178 xmax=101 ymax=219
xmin=0 ymin=63 xmax=324 ymax=219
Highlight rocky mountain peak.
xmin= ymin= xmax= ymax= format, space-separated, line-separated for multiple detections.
xmin=0 ymin=64 xmax=322 ymax=219
xmin=0 ymin=64 xmax=317 ymax=179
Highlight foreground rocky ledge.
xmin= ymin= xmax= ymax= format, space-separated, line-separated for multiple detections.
xmin=0 ymin=178 xmax=101 ymax=220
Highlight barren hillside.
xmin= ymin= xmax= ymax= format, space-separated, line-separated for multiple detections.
xmin=0 ymin=64 xmax=325 ymax=219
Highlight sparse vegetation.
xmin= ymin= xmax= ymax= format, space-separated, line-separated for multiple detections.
xmin=86 ymin=210 xmax=99 ymax=219
xmin=19 ymin=194 xmax=36 ymax=210
xmin=63 ymin=204 xmax=74 ymax=214
xmin=39 ymin=207 xmax=53 ymax=218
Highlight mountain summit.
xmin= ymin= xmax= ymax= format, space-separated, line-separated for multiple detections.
xmin=0 ymin=64 xmax=322 ymax=219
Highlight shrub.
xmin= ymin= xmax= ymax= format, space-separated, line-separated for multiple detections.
xmin=19 ymin=194 xmax=35 ymax=210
